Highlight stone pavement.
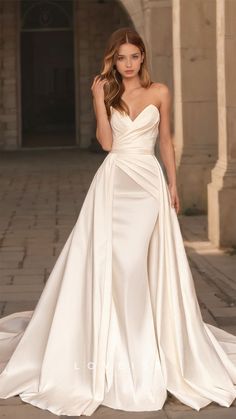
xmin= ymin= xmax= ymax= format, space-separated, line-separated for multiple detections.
xmin=0 ymin=148 xmax=236 ymax=418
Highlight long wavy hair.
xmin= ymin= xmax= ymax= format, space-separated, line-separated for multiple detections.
xmin=99 ymin=27 xmax=153 ymax=119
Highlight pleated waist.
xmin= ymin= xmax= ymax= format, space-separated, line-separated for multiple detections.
xmin=110 ymin=148 xmax=155 ymax=155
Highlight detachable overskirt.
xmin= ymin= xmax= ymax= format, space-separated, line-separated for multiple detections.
xmin=0 ymin=152 xmax=236 ymax=416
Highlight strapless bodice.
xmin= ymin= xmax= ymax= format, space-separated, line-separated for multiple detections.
xmin=109 ymin=104 xmax=160 ymax=155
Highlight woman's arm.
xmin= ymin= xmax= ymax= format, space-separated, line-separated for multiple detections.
xmin=91 ymin=76 xmax=113 ymax=151
xmin=158 ymin=84 xmax=180 ymax=213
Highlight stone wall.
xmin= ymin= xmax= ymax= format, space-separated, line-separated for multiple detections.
xmin=0 ymin=0 xmax=19 ymax=150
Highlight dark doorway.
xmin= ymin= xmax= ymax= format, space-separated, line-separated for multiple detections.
xmin=21 ymin=0 xmax=75 ymax=147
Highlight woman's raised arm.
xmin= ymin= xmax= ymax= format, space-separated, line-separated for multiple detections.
xmin=91 ymin=75 xmax=113 ymax=151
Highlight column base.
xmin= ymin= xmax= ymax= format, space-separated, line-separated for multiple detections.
xmin=176 ymin=146 xmax=216 ymax=215
xmin=208 ymin=161 xmax=236 ymax=247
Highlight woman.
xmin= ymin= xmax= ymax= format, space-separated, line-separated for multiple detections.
xmin=0 ymin=26 xmax=236 ymax=417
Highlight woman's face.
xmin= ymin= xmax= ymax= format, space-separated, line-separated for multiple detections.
xmin=115 ymin=43 xmax=144 ymax=79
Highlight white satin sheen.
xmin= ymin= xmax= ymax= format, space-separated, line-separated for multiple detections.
xmin=1 ymin=104 xmax=236 ymax=416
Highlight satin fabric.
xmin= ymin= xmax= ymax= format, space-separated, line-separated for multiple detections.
xmin=1 ymin=104 xmax=236 ymax=416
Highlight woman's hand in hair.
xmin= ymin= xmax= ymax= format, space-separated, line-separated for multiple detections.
xmin=91 ymin=75 xmax=108 ymax=102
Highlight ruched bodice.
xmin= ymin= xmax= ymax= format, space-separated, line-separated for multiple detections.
xmin=109 ymin=104 xmax=160 ymax=154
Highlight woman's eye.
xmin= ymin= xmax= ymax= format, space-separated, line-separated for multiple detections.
xmin=117 ymin=56 xmax=139 ymax=61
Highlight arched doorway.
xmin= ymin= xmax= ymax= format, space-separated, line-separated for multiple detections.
xmin=20 ymin=0 xmax=76 ymax=147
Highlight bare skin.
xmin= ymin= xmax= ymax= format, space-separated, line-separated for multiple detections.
xmin=91 ymin=43 xmax=180 ymax=214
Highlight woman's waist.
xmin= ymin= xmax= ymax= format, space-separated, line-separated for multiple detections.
xmin=109 ymin=147 xmax=155 ymax=155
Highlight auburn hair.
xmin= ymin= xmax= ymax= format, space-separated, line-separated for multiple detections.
xmin=99 ymin=27 xmax=153 ymax=119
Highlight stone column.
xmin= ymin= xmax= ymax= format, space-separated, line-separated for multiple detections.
xmin=172 ymin=0 xmax=218 ymax=214
xmin=143 ymin=0 xmax=173 ymax=90
xmin=208 ymin=0 xmax=236 ymax=247
xmin=142 ymin=0 xmax=173 ymax=160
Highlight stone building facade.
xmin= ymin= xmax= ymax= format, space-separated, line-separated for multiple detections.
xmin=0 ymin=0 xmax=235 ymax=248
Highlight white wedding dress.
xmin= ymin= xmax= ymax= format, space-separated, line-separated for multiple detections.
xmin=1 ymin=103 xmax=236 ymax=416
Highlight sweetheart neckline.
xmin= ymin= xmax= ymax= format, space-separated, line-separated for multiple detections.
xmin=111 ymin=104 xmax=160 ymax=123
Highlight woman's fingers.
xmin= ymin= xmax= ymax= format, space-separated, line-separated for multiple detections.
xmin=169 ymin=188 xmax=180 ymax=214
xmin=91 ymin=75 xmax=100 ymax=87
xmin=93 ymin=75 xmax=104 ymax=83
xmin=91 ymin=75 xmax=107 ymax=90
xmin=175 ymin=196 xmax=180 ymax=214
xmin=91 ymin=75 xmax=108 ymax=101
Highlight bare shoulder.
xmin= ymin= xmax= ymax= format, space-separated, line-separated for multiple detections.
xmin=149 ymin=82 xmax=172 ymax=107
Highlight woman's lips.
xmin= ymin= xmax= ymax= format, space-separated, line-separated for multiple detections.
xmin=125 ymin=70 xmax=134 ymax=73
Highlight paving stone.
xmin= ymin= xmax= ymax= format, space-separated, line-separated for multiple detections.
xmin=0 ymin=268 xmax=45 ymax=275
xmin=200 ymin=308 xmax=218 ymax=326
xmin=2 ymin=301 xmax=37 ymax=316
xmin=89 ymin=404 xmax=168 ymax=418
xmin=164 ymin=405 xmax=236 ymax=419
xmin=0 ymin=284 xmax=44 ymax=293
xmin=0 ymin=396 xmax=23 ymax=406
xmin=0 ymin=260 xmax=20 ymax=268
xmin=12 ymin=274 xmax=44 ymax=284
xmin=0 ymin=252 xmax=25 ymax=262
xmin=0 ymin=404 xmax=55 ymax=418
xmin=0 ymin=246 xmax=25 ymax=252
xmin=0 ymin=292 xmax=42 ymax=301
xmin=0 ymin=302 xmax=6 ymax=316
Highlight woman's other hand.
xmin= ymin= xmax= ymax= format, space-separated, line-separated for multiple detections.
xmin=168 ymin=183 xmax=180 ymax=214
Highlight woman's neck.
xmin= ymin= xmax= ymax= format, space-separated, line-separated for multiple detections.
xmin=122 ymin=76 xmax=142 ymax=93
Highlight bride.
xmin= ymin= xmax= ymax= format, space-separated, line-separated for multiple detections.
xmin=1 ymin=26 xmax=236 ymax=417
